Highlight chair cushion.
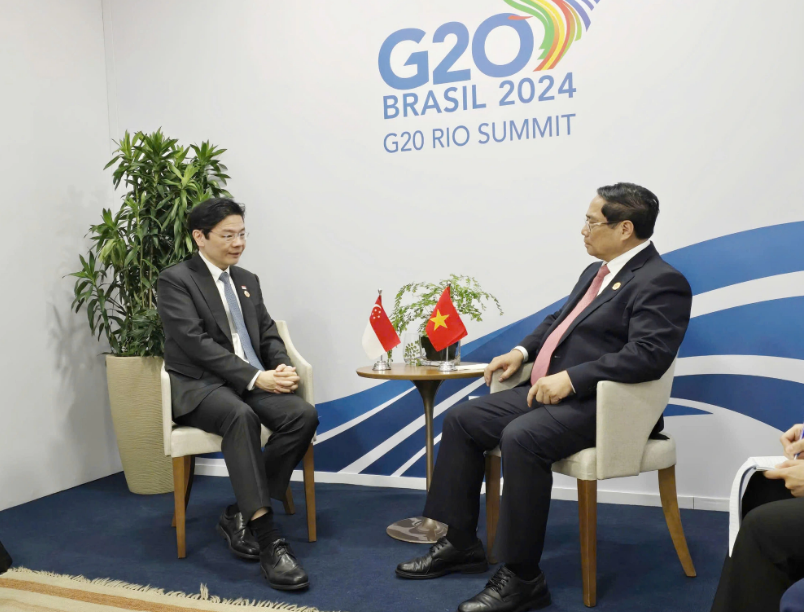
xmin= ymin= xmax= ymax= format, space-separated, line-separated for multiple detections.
xmin=552 ymin=436 xmax=677 ymax=480
xmin=171 ymin=424 xmax=271 ymax=459
xmin=486 ymin=435 xmax=677 ymax=481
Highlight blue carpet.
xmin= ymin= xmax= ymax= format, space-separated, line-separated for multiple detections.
xmin=0 ymin=473 xmax=725 ymax=611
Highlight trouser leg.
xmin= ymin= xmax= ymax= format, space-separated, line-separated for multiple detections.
xmin=244 ymin=390 xmax=318 ymax=502
xmin=711 ymin=476 xmax=804 ymax=612
xmin=494 ymin=407 xmax=594 ymax=563
xmin=175 ymin=386 xmax=271 ymax=521
xmin=423 ymin=387 xmax=535 ymax=535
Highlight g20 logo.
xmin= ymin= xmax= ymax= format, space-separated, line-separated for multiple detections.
xmin=378 ymin=14 xmax=534 ymax=91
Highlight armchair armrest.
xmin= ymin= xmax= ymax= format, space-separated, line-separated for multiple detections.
xmin=490 ymin=362 xmax=534 ymax=394
xmin=160 ymin=361 xmax=172 ymax=456
xmin=275 ymin=320 xmax=314 ymax=406
xmin=595 ymin=359 xmax=676 ymax=480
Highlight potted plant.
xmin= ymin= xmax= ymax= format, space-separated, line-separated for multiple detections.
xmin=390 ymin=274 xmax=503 ymax=363
xmin=70 ymin=129 xmax=231 ymax=494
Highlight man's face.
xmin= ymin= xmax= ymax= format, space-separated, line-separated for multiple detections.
xmin=193 ymin=214 xmax=246 ymax=270
xmin=581 ymin=195 xmax=624 ymax=262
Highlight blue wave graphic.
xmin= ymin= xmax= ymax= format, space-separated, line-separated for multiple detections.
xmin=310 ymin=221 xmax=804 ymax=476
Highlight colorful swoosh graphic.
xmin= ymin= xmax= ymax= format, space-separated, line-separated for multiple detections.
xmin=503 ymin=0 xmax=602 ymax=71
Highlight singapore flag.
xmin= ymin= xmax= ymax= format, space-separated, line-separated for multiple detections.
xmin=362 ymin=295 xmax=401 ymax=359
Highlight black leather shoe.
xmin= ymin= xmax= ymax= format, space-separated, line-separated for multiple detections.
xmin=260 ymin=539 xmax=310 ymax=591
xmin=458 ymin=566 xmax=551 ymax=612
xmin=216 ymin=509 xmax=259 ymax=561
xmin=396 ymin=536 xmax=488 ymax=579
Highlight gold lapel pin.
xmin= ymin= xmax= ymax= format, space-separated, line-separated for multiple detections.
xmin=612 ymin=282 xmax=621 ymax=290
xmin=244 ymin=291 xmax=251 ymax=298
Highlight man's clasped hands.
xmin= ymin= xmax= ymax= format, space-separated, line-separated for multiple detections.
xmin=255 ymin=364 xmax=300 ymax=394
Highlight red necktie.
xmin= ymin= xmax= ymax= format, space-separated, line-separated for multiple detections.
xmin=530 ymin=264 xmax=610 ymax=386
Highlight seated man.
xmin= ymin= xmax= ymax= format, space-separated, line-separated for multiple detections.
xmin=157 ymin=198 xmax=318 ymax=591
xmin=711 ymin=423 xmax=804 ymax=612
xmin=396 ymin=183 xmax=693 ymax=612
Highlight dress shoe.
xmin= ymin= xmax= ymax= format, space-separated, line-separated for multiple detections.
xmin=216 ymin=509 xmax=259 ymax=561
xmin=396 ymin=536 xmax=488 ymax=579
xmin=260 ymin=539 xmax=309 ymax=591
xmin=458 ymin=566 xmax=551 ymax=612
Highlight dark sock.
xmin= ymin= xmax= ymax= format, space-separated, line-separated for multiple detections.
xmin=446 ymin=525 xmax=478 ymax=551
xmin=226 ymin=503 xmax=239 ymax=516
xmin=506 ymin=562 xmax=541 ymax=581
xmin=248 ymin=512 xmax=281 ymax=552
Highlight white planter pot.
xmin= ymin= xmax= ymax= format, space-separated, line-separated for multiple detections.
xmin=106 ymin=355 xmax=173 ymax=494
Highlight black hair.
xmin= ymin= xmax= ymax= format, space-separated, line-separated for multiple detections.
xmin=596 ymin=183 xmax=659 ymax=239
xmin=187 ymin=198 xmax=245 ymax=238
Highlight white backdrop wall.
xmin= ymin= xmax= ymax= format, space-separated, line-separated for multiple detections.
xmin=0 ymin=0 xmax=121 ymax=511
xmin=18 ymin=0 xmax=800 ymax=511
xmin=103 ymin=0 xmax=804 ymax=509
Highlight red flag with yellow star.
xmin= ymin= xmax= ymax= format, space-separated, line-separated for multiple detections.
xmin=425 ymin=286 xmax=467 ymax=352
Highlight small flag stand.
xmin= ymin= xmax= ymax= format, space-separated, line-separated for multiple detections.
xmin=372 ymin=289 xmax=392 ymax=371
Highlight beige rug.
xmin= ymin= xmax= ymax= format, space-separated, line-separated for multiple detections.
xmin=0 ymin=568 xmax=324 ymax=612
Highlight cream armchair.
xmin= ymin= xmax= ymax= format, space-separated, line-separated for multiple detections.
xmin=162 ymin=320 xmax=316 ymax=558
xmin=485 ymin=360 xmax=695 ymax=607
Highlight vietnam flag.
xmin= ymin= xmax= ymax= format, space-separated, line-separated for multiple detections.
xmin=425 ymin=286 xmax=467 ymax=352
xmin=362 ymin=295 xmax=401 ymax=359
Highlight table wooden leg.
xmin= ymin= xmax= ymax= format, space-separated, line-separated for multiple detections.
xmin=385 ymin=379 xmax=447 ymax=543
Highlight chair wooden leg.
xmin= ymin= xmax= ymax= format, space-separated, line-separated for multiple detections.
xmin=172 ymin=456 xmax=188 ymax=559
xmin=577 ymin=479 xmax=597 ymax=607
xmin=303 ymin=443 xmax=317 ymax=542
xmin=171 ymin=456 xmax=194 ymax=528
xmin=485 ymin=454 xmax=501 ymax=564
xmin=283 ymin=487 xmax=296 ymax=515
xmin=658 ymin=466 xmax=697 ymax=577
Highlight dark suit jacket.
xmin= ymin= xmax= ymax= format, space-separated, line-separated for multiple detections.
xmin=157 ymin=253 xmax=290 ymax=418
xmin=519 ymin=243 xmax=692 ymax=433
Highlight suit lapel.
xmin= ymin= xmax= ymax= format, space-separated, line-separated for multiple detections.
xmin=556 ymin=244 xmax=657 ymax=348
xmin=187 ymin=254 xmax=233 ymax=346
xmin=230 ymin=267 xmax=261 ymax=356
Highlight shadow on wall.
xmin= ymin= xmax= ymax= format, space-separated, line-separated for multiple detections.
xmin=42 ymin=186 xmax=121 ymax=503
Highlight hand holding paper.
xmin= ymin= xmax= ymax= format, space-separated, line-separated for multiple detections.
xmin=765 ymin=459 xmax=804 ymax=497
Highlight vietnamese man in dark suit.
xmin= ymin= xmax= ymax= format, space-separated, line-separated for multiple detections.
xmin=395 ymin=184 xmax=693 ymax=612
xmin=157 ymin=199 xmax=318 ymax=591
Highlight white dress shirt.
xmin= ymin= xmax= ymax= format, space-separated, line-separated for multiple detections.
xmin=514 ymin=240 xmax=652 ymax=363
xmin=198 ymin=251 xmax=262 ymax=390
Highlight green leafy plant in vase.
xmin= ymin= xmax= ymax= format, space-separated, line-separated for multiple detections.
xmin=390 ymin=274 xmax=503 ymax=364
xmin=69 ymin=129 xmax=231 ymax=494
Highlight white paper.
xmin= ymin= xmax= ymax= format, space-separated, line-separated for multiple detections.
xmin=728 ymin=456 xmax=785 ymax=555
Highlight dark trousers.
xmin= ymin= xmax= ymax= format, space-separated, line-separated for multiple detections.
xmin=423 ymin=386 xmax=595 ymax=563
xmin=711 ymin=474 xmax=802 ymax=612
xmin=0 ymin=539 xmax=10 ymax=574
xmin=175 ymin=386 xmax=318 ymax=521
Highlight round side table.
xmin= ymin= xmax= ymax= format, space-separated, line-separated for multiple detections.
xmin=356 ymin=364 xmax=486 ymax=543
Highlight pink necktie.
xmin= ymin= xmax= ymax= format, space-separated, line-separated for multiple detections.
xmin=530 ymin=264 xmax=610 ymax=386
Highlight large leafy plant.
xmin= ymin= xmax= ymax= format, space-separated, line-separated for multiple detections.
xmin=71 ymin=129 xmax=231 ymax=356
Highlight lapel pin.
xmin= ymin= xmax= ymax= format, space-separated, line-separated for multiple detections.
xmin=612 ymin=282 xmax=621 ymax=290
xmin=244 ymin=291 xmax=251 ymax=298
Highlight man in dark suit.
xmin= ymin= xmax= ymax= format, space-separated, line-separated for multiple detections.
xmin=157 ymin=198 xmax=318 ymax=591
xmin=395 ymin=183 xmax=693 ymax=612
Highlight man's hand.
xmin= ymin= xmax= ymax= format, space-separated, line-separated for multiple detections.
xmin=527 ymin=371 xmax=574 ymax=407
xmin=484 ymin=350 xmax=525 ymax=386
xmin=781 ymin=424 xmax=804 ymax=460
xmin=255 ymin=365 xmax=300 ymax=394
xmin=765 ymin=459 xmax=804 ymax=497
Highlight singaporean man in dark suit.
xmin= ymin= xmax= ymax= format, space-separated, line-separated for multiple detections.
xmin=157 ymin=198 xmax=318 ymax=591
xmin=395 ymin=183 xmax=693 ymax=612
